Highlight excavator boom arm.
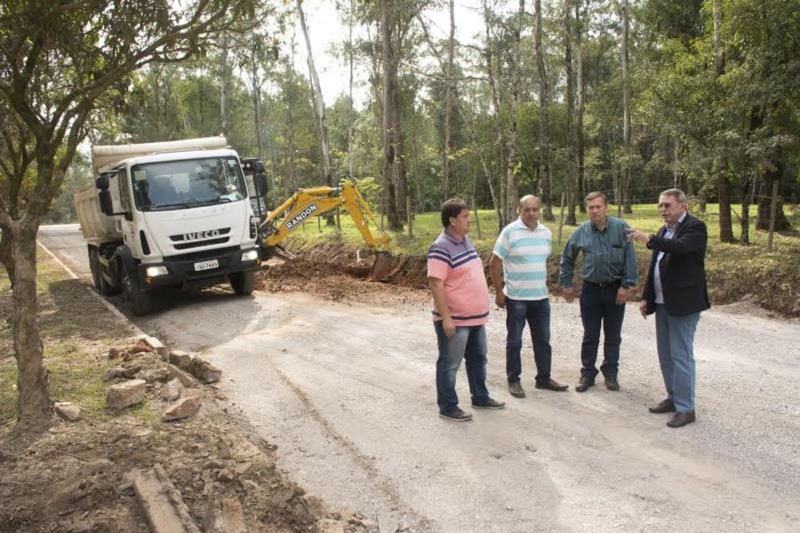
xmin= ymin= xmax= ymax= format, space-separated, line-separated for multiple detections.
xmin=260 ymin=179 xmax=390 ymax=254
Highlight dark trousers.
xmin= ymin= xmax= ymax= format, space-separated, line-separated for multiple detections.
xmin=505 ymin=298 xmax=552 ymax=384
xmin=579 ymin=284 xmax=625 ymax=379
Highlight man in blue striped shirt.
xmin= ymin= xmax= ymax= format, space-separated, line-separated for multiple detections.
xmin=490 ymin=195 xmax=569 ymax=398
xmin=560 ymin=192 xmax=638 ymax=393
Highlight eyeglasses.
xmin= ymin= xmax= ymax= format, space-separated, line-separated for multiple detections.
xmin=658 ymin=202 xmax=673 ymax=209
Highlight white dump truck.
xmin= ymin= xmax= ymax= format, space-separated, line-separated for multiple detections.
xmin=74 ymin=137 xmax=267 ymax=315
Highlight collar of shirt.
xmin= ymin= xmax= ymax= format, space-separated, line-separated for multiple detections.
xmin=590 ymin=219 xmax=608 ymax=233
xmin=514 ymin=217 xmax=541 ymax=232
xmin=666 ymin=211 xmax=688 ymax=234
xmin=443 ymin=229 xmax=465 ymax=245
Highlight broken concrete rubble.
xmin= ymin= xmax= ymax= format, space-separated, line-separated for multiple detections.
xmin=107 ymin=379 xmax=147 ymax=409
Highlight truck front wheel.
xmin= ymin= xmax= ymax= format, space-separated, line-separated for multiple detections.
xmin=122 ymin=267 xmax=153 ymax=316
xmin=229 ymin=271 xmax=255 ymax=296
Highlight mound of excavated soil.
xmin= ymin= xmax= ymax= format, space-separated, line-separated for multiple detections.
xmin=256 ymin=242 xmax=430 ymax=307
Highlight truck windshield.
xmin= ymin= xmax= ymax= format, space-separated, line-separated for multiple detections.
xmin=130 ymin=156 xmax=247 ymax=211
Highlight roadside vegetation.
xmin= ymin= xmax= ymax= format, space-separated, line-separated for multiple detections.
xmin=282 ymin=202 xmax=800 ymax=317
xmin=0 ymin=250 xmax=358 ymax=532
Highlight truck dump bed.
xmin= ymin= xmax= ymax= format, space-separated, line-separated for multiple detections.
xmin=74 ymin=186 xmax=120 ymax=244
xmin=91 ymin=136 xmax=228 ymax=174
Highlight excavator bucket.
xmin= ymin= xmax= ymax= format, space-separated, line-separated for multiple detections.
xmin=368 ymin=252 xmax=394 ymax=282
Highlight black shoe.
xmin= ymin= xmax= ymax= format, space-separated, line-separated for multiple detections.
xmin=604 ymin=377 xmax=620 ymax=391
xmin=648 ymin=399 xmax=676 ymax=414
xmin=439 ymin=408 xmax=473 ymax=422
xmin=667 ymin=410 xmax=696 ymax=428
xmin=535 ymin=379 xmax=569 ymax=392
xmin=575 ymin=376 xmax=595 ymax=393
xmin=472 ymin=398 xmax=506 ymax=410
xmin=508 ymin=381 xmax=526 ymax=398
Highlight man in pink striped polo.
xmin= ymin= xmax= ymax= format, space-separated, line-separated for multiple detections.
xmin=428 ymin=198 xmax=505 ymax=421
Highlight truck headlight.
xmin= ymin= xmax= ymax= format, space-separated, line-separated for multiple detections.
xmin=241 ymin=249 xmax=259 ymax=262
xmin=145 ymin=266 xmax=169 ymax=277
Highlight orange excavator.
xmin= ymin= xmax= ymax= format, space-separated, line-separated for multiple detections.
xmin=250 ymin=174 xmax=394 ymax=281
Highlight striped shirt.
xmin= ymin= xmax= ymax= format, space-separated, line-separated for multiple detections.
xmin=427 ymin=230 xmax=490 ymax=326
xmin=492 ymin=218 xmax=551 ymax=301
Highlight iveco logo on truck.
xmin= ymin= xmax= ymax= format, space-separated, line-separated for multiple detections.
xmin=285 ymin=204 xmax=318 ymax=230
xmin=183 ymin=229 xmax=220 ymax=241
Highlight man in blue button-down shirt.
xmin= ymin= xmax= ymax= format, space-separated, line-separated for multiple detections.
xmin=559 ymin=192 xmax=638 ymax=393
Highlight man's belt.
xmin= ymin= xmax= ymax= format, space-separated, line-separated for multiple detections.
xmin=583 ymin=279 xmax=621 ymax=288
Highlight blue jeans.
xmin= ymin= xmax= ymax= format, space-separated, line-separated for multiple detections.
xmin=579 ymin=284 xmax=626 ymax=379
xmin=434 ymin=322 xmax=490 ymax=413
xmin=655 ymin=305 xmax=700 ymax=413
xmin=505 ymin=298 xmax=552 ymax=384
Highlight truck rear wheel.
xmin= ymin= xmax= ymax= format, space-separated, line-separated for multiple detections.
xmin=229 ymin=271 xmax=255 ymax=296
xmin=122 ymin=266 xmax=153 ymax=316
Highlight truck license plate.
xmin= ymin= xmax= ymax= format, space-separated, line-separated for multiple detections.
xmin=193 ymin=259 xmax=219 ymax=271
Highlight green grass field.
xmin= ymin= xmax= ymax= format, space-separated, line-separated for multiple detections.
xmin=288 ymin=202 xmax=800 ymax=257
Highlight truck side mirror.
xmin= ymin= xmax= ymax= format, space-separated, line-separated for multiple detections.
xmin=254 ymin=173 xmax=268 ymax=196
xmin=96 ymin=174 xmax=110 ymax=190
xmin=98 ymin=190 xmax=113 ymax=215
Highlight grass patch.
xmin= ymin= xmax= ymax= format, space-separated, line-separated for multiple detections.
xmin=0 ymin=248 xmax=138 ymax=428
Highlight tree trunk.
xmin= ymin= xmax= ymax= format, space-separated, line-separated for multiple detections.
xmin=717 ymin=162 xmax=735 ymax=242
xmin=575 ymin=0 xmax=586 ymax=213
xmin=219 ymin=32 xmax=229 ymax=137
xmin=250 ymin=50 xmax=265 ymax=163
xmin=380 ymin=0 xmax=404 ymax=230
xmin=757 ymin=163 xmax=791 ymax=231
xmin=673 ymin=135 xmax=681 ymax=190
xmin=534 ymin=0 xmax=554 ymax=221
xmin=297 ymin=1 xmax=334 ymax=225
xmin=621 ymin=0 xmax=632 ymax=214
xmin=740 ymin=178 xmax=750 ymax=245
xmin=713 ymin=0 xmax=734 ymax=242
xmin=442 ymin=0 xmax=455 ymax=202
xmin=483 ymin=0 xmax=507 ymax=226
xmin=10 ymin=219 xmax=52 ymax=432
xmin=504 ymin=0 xmax=524 ymax=222
xmin=564 ymin=0 xmax=577 ymax=225
xmin=347 ymin=0 xmax=355 ymax=180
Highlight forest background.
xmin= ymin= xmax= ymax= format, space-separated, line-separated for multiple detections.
xmin=43 ymin=0 xmax=800 ymax=241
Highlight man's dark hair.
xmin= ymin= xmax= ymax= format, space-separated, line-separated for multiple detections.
xmin=440 ymin=197 xmax=468 ymax=227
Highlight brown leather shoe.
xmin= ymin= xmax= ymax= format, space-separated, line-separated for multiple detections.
xmin=649 ymin=399 xmax=676 ymax=414
xmin=667 ymin=410 xmax=696 ymax=428
xmin=508 ymin=381 xmax=526 ymax=398
xmin=535 ymin=378 xmax=569 ymax=392
xmin=604 ymin=377 xmax=620 ymax=391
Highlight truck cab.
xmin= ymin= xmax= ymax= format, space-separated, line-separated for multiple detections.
xmin=77 ymin=137 xmax=263 ymax=315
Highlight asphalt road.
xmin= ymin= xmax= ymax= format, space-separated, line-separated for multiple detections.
xmin=39 ymin=224 xmax=800 ymax=532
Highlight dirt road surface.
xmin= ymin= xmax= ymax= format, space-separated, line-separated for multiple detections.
xmin=40 ymin=224 xmax=800 ymax=532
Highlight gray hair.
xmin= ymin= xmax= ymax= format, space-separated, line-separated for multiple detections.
xmin=519 ymin=194 xmax=541 ymax=208
xmin=660 ymin=188 xmax=688 ymax=204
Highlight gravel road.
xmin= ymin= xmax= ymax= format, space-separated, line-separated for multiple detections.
xmin=40 ymin=224 xmax=800 ymax=532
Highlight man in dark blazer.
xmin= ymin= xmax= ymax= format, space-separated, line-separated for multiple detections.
xmin=627 ymin=189 xmax=710 ymax=428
